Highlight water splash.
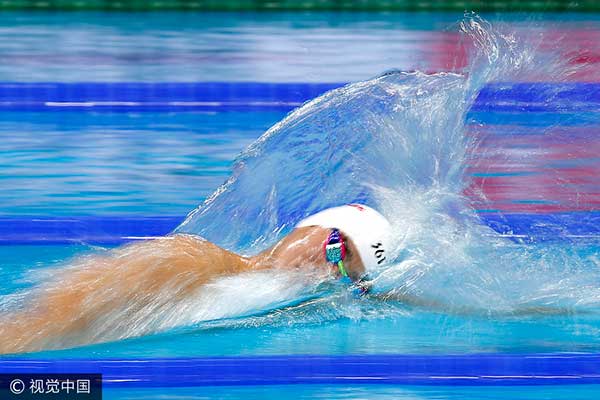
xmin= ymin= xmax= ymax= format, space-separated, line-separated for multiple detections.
xmin=176 ymin=13 xmax=600 ymax=319
xmin=177 ymin=14 xmax=575 ymax=251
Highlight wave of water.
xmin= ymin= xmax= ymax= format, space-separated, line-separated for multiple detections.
xmin=178 ymin=14 xmax=577 ymax=249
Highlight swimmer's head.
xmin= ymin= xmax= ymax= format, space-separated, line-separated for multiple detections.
xmin=296 ymin=204 xmax=393 ymax=274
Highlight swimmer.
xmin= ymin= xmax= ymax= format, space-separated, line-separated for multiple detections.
xmin=0 ymin=204 xmax=392 ymax=354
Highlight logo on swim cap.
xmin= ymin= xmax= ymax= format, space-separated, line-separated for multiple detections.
xmin=348 ymin=204 xmax=366 ymax=211
xmin=371 ymin=242 xmax=386 ymax=265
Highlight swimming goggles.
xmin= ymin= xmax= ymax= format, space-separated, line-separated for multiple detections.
xmin=324 ymin=228 xmax=349 ymax=278
xmin=324 ymin=229 xmax=372 ymax=296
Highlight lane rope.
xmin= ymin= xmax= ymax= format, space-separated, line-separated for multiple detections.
xmin=2 ymin=354 xmax=600 ymax=387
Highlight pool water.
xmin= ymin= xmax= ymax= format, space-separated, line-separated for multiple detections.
xmin=0 ymin=111 xmax=278 ymax=216
xmin=1 ymin=10 xmax=600 ymax=400
xmin=0 ymin=11 xmax=598 ymax=82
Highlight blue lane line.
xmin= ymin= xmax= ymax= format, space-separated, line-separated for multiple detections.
xmin=2 ymin=354 xmax=600 ymax=387
xmin=0 ymin=216 xmax=182 ymax=245
xmin=0 ymin=82 xmax=599 ymax=112
xmin=482 ymin=212 xmax=600 ymax=241
xmin=0 ymin=213 xmax=598 ymax=245
xmin=0 ymin=82 xmax=343 ymax=112
xmin=473 ymin=82 xmax=600 ymax=112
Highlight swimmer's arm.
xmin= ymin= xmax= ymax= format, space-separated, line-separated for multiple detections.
xmin=0 ymin=234 xmax=254 ymax=354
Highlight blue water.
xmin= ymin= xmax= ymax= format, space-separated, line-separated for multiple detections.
xmin=1 ymin=10 xmax=600 ymax=400
xmin=0 ymin=111 xmax=279 ymax=215
xmin=0 ymin=12 xmax=531 ymax=82
xmin=0 ymin=11 xmax=461 ymax=82
xmin=0 ymin=11 xmax=598 ymax=82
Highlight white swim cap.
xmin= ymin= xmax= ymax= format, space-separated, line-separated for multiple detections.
xmin=296 ymin=204 xmax=392 ymax=271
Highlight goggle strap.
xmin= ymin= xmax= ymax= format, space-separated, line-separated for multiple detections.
xmin=337 ymin=260 xmax=348 ymax=277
